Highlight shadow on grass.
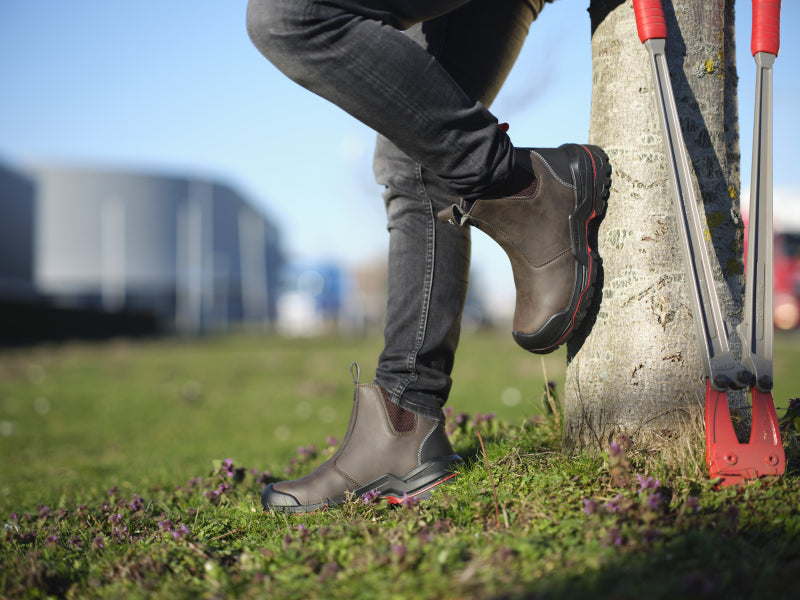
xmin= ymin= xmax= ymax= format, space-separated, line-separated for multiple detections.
xmin=499 ymin=521 xmax=800 ymax=600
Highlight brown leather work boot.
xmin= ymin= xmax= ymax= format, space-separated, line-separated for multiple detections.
xmin=261 ymin=366 xmax=462 ymax=513
xmin=438 ymin=144 xmax=611 ymax=354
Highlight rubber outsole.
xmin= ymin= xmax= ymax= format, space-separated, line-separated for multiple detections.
xmin=513 ymin=144 xmax=611 ymax=354
xmin=261 ymin=455 xmax=462 ymax=514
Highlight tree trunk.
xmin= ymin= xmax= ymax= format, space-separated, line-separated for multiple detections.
xmin=563 ymin=0 xmax=742 ymax=453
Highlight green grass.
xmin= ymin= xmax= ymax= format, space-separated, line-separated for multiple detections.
xmin=0 ymin=330 xmax=565 ymax=510
xmin=1 ymin=330 xmax=800 ymax=599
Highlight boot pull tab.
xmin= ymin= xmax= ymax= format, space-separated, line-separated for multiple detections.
xmin=436 ymin=204 xmax=468 ymax=226
xmin=350 ymin=361 xmax=361 ymax=385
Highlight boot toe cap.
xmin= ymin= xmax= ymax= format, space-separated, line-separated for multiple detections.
xmin=261 ymin=483 xmax=301 ymax=511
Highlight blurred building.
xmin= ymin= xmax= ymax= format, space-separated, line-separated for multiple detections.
xmin=0 ymin=164 xmax=36 ymax=303
xmin=277 ymin=262 xmax=347 ymax=337
xmin=0 ymin=162 xmax=283 ymax=343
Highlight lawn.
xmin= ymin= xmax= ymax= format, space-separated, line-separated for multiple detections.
xmin=2 ymin=329 xmax=800 ymax=598
xmin=0 ymin=329 xmax=566 ymax=509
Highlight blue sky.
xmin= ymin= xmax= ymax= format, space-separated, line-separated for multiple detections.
xmin=1 ymin=1 xmax=798 ymax=312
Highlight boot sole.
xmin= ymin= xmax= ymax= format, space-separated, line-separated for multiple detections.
xmin=262 ymin=454 xmax=462 ymax=514
xmin=513 ymin=144 xmax=611 ymax=354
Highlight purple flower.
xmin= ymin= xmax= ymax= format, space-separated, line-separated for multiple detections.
xmin=112 ymin=525 xmax=128 ymax=540
xmin=221 ymin=458 xmax=236 ymax=478
xmin=604 ymin=494 xmax=625 ymax=513
xmin=107 ymin=486 xmax=118 ymax=497
xmin=646 ymin=492 xmax=665 ymax=511
xmin=608 ymin=442 xmax=623 ymax=457
xmin=158 ymin=520 xmax=173 ymax=532
xmin=472 ymin=412 xmax=496 ymax=426
xmin=636 ymin=474 xmax=660 ymax=494
xmin=295 ymin=524 xmax=310 ymax=539
xmin=10 ymin=512 xmax=18 ymax=521
xmin=68 ymin=536 xmax=82 ymax=548
xmin=19 ymin=530 xmax=37 ymax=543
xmin=171 ymin=524 xmax=190 ymax=540
xmin=92 ymin=535 xmax=105 ymax=550
xmin=606 ymin=528 xmax=623 ymax=547
xmin=455 ymin=412 xmax=470 ymax=426
xmin=45 ymin=535 xmax=58 ymax=547
xmin=128 ymin=494 xmax=143 ymax=512
xmin=38 ymin=505 xmax=51 ymax=520
xmin=399 ymin=493 xmax=419 ymax=508
xmin=582 ymin=498 xmax=600 ymax=517
xmin=204 ymin=484 xmax=229 ymax=505
xmin=391 ymin=543 xmax=407 ymax=558
xmin=297 ymin=445 xmax=317 ymax=458
xmin=109 ymin=513 xmax=123 ymax=525
xmin=362 ymin=489 xmax=381 ymax=505
xmin=256 ymin=470 xmax=272 ymax=486
xmin=325 ymin=436 xmax=339 ymax=447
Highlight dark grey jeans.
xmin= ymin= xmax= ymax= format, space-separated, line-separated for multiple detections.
xmin=247 ymin=0 xmax=546 ymax=420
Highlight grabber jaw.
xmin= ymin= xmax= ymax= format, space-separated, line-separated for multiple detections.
xmin=705 ymin=380 xmax=785 ymax=487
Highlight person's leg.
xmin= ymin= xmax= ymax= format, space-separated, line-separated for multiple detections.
xmin=260 ymin=1 xmax=545 ymax=513
xmin=248 ymin=0 xmax=610 ymax=359
xmin=374 ymin=2 xmax=542 ymax=422
xmin=246 ymin=0 xmax=517 ymax=198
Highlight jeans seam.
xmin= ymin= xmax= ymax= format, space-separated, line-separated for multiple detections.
xmin=405 ymin=163 xmax=436 ymax=384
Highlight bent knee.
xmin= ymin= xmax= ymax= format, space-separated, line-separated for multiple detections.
xmin=246 ymin=0 xmax=315 ymax=60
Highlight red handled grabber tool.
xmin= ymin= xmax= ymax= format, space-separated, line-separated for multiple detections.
xmin=632 ymin=0 xmax=784 ymax=486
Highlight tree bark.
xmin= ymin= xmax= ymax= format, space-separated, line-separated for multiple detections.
xmin=563 ymin=0 xmax=742 ymax=452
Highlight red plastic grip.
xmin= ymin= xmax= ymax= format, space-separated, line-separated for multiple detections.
xmin=752 ymin=0 xmax=781 ymax=56
xmin=633 ymin=0 xmax=666 ymax=43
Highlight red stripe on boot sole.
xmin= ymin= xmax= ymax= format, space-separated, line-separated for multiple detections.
xmin=384 ymin=472 xmax=459 ymax=505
